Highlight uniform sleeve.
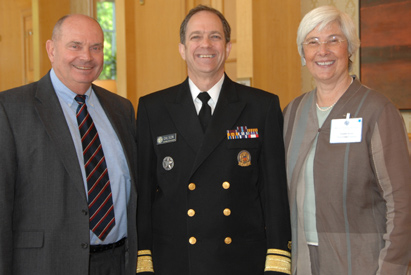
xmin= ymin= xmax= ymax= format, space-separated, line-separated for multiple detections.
xmin=136 ymin=98 xmax=156 ymax=274
xmin=371 ymin=103 xmax=411 ymax=274
xmin=261 ymin=96 xmax=292 ymax=274
xmin=0 ymin=101 xmax=16 ymax=275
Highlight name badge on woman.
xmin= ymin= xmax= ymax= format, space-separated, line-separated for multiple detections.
xmin=330 ymin=113 xmax=362 ymax=143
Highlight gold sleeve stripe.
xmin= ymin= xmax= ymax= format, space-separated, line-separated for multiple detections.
xmin=267 ymin=248 xmax=291 ymax=258
xmin=138 ymin=250 xmax=152 ymax=256
xmin=136 ymin=250 xmax=154 ymax=273
xmin=264 ymin=254 xmax=291 ymax=274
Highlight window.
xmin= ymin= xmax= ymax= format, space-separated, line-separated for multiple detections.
xmin=96 ymin=1 xmax=116 ymax=80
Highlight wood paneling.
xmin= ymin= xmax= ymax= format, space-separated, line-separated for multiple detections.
xmin=22 ymin=10 xmax=34 ymax=84
xmin=117 ymin=0 xmax=301 ymax=109
xmin=131 ymin=0 xmax=187 ymax=107
xmin=116 ymin=0 xmax=137 ymax=100
xmin=0 ymin=0 xmax=31 ymax=91
xmin=252 ymin=0 xmax=301 ymax=109
xmin=360 ymin=0 xmax=411 ymax=109
xmin=32 ymin=0 xmax=70 ymax=79
xmin=236 ymin=0 xmax=253 ymax=80
xmin=2 ymin=0 xmax=302 ymax=114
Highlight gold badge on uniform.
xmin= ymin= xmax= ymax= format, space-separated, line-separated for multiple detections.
xmin=237 ymin=150 xmax=251 ymax=167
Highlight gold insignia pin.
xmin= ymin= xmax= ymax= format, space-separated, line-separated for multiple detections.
xmin=237 ymin=150 xmax=251 ymax=167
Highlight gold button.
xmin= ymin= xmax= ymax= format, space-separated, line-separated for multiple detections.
xmin=222 ymin=181 xmax=230 ymax=189
xmin=223 ymin=208 xmax=231 ymax=216
xmin=189 ymin=237 xmax=197 ymax=245
xmin=188 ymin=183 xmax=196 ymax=191
xmin=224 ymin=237 xmax=232 ymax=244
xmin=187 ymin=209 xmax=195 ymax=217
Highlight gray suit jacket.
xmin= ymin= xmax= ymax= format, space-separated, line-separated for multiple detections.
xmin=0 ymin=72 xmax=137 ymax=275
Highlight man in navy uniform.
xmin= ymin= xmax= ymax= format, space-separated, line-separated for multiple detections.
xmin=136 ymin=5 xmax=291 ymax=275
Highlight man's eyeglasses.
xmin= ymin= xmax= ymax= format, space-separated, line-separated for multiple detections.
xmin=302 ymin=36 xmax=346 ymax=50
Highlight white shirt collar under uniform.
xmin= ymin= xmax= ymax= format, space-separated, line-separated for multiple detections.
xmin=189 ymin=74 xmax=224 ymax=115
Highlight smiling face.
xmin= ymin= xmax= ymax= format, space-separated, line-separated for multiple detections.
xmin=303 ymin=21 xmax=349 ymax=85
xmin=46 ymin=15 xmax=104 ymax=94
xmin=179 ymin=10 xmax=231 ymax=84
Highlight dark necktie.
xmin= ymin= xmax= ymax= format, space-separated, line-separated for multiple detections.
xmin=198 ymin=92 xmax=211 ymax=132
xmin=75 ymin=95 xmax=115 ymax=241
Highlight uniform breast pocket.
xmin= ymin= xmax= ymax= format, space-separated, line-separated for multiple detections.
xmin=156 ymin=143 xmax=178 ymax=172
xmin=226 ymin=139 xmax=261 ymax=169
xmin=226 ymin=138 xmax=259 ymax=149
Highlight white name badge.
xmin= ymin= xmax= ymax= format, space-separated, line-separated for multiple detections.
xmin=330 ymin=113 xmax=362 ymax=143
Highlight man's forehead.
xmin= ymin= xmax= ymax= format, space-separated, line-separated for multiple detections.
xmin=187 ymin=29 xmax=222 ymax=35
xmin=187 ymin=11 xmax=222 ymax=27
xmin=186 ymin=17 xmax=223 ymax=35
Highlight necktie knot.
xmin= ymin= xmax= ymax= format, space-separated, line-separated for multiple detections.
xmin=197 ymin=92 xmax=211 ymax=105
xmin=75 ymin=95 xmax=86 ymax=105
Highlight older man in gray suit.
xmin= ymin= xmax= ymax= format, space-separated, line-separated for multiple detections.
xmin=0 ymin=14 xmax=137 ymax=274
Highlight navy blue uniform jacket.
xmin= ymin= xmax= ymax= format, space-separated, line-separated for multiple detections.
xmin=136 ymin=75 xmax=291 ymax=275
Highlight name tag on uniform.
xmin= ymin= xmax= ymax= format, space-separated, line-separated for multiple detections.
xmin=157 ymin=133 xmax=177 ymax=145
xmin=330 ymin=113 xmax=362 ymax=143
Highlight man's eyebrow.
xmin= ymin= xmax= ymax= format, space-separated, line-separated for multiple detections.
xmin=91 ymin=42 xmax=104 ymax=47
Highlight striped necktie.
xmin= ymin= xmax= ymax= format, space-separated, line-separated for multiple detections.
xmin=75 ymin=95 xmax=115 ymax=241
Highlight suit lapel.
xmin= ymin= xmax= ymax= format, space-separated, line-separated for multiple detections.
xmin=166 ymin=79 xmax=204 ymax=153
xmin=34 ymin=73 xmax=86 ymax=201
xmin=190 ymin=76 xmax=246 ymax=175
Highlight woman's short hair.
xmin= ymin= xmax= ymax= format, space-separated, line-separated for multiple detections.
xmin=296 ymin=5 xmax=360 ymax=69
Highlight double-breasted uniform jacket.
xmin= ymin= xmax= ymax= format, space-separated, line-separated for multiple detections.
xmin=0 ymin=72 xmax=138 ymax=275
xmin=136 ymin=75 xmax=291 ymax=275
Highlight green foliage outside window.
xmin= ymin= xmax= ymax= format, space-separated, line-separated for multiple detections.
xmin=97 ymin=2 xmax=116 ymax=80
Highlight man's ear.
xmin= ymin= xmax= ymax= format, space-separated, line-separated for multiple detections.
xmin=178 ymin=43 xmax=186 ymax=61
xmin=225 ymin=41 xmax=232 ymax=59
xmin=46 ymin=40 xmax=55 ymax=63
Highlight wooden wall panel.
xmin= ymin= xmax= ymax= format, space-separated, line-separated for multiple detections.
xmin=131 ymin=0 xmax=187 ymax=107
xmin=32 ymin=0 xmax=70 ymax=80
xmin=22 ymin=10 xmax=34 ymax=84
xmin=236 ymin=0 xmax=253 ymax=80
xmin=0 ymin=0 xmax=31 ymax=91
xmin=116 ymin=0 xmax=137 ymax=101
xmin=252 ymin=0 xmax=301 ymax=109
xmin=360 ymin=0 xmax=411 ymax=109
xmin=222 ymin=0 xmax=237 ymax=81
